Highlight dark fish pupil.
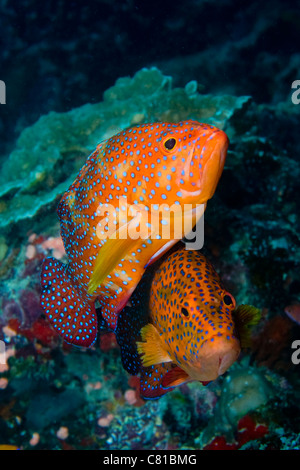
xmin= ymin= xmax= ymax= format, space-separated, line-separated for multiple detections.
xmin=164 ymin=138 xmax=176 ymax=150
xmin=223 ymin=294 xmax=233 ymax=306
xmin=181 ymin=307 xmax=189 ymax=317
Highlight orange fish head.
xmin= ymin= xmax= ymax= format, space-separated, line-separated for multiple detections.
xmin=175 ymin=122 xmax=229 ymax=204
xmin=167 ymin=289 xmax=240 ymax=383
xmin=130 ymin=120 xmax=229 ymax=208
xmin=155 ymin=121 xmax=229 ymax=206
xmin=192 ymin=124 xmax=229 ymax=204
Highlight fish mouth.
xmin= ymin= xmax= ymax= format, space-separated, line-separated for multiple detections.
xmin=197 ymin=129 xmax=229 ymax=203
xmin=217 ymin=347 xmax=239 ymax=375
xmin=186 ymin=333 xmax=240 ymax=382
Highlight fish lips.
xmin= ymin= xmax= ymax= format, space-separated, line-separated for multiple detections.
xmin=186 ymin=333 xmax=240 ymax=382
xmin=197 ymin=129 xmax=229 ymax=203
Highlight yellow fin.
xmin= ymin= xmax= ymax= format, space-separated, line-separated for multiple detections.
xmin=88 ymin=204 xmax=152 ymax=295
xmin=137 ymin=323 xmax=172 ymax=367
xmin=234 ymin=304 xmax=261 ymax=348
xmin=88 ymin=233 xmax=138 ymax=295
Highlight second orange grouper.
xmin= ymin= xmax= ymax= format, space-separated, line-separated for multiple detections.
xmin=115 ymin=245 xmax=260 ymax=399
xmin=40 ymin=120 xmax=228 ymax=347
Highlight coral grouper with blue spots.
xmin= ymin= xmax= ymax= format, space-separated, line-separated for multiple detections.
xmin=40 ymin=120 xmax=229 ymax=347
xmin=115 ymin=246 xmax=260 ymax=399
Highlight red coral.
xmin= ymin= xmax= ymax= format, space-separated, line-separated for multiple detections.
xmin=8 ymin=317 xmax=59 ymax=348
xmin=204 ymin=436 xmax=237 ymax=450
xmin=204 ymin=414 xmax=269 ymax=450
xmin=28 ymin=318 xmax=59 ymax=347
xmin=99 ymin=332 xmax=118 ymax=352
xmin=7 ymin=318 xmax=20 ymax=333
xmin=237 ymin=415 xmax=268 ymax=447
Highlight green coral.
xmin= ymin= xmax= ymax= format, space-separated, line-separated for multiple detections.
xmin=0 ymin=67 xmax=249 ymax=231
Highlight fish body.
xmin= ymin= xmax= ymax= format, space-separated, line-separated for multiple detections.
xmin=143 ymin=249 xmax=240 ymax=383
xmin=41 ymin=121 xmax=229 ymax=347
xmin=116 ymin=246 xmax=259 ymax=399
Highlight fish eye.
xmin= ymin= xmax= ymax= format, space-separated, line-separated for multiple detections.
xmin=181 ymin=307 xmax=189 ymax=317
xmin=223 ymin=293 xmax=236 ymax=308
xmin=164 ymin=138 xmax=177 ymax=150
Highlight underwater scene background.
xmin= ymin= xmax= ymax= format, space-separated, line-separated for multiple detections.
xmin=0 ymin=0 xmax=300 ymax=451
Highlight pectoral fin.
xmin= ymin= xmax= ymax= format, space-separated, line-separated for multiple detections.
xmin=233 ymin=304 xmax=261 ymax=348
xmin=137 ymin=323 xmax=172 ymax=367
xmin=161 ymin=366 xmax=190 ymax=389
xmin=88 ymin=224 xmax=138 ymax=295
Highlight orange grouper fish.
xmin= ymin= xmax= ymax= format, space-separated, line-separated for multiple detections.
xmin=40 ymin=121 xmax=229 ymax=347
xmin=115 ymin=246 xmax=260 ymax=399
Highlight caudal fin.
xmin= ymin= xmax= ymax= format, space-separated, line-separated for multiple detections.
xmin=40 ymin=257 xmax=97 ymax=347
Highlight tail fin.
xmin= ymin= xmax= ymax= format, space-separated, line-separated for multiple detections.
xmin=40 ymin=257 xmax=97 ymax=347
